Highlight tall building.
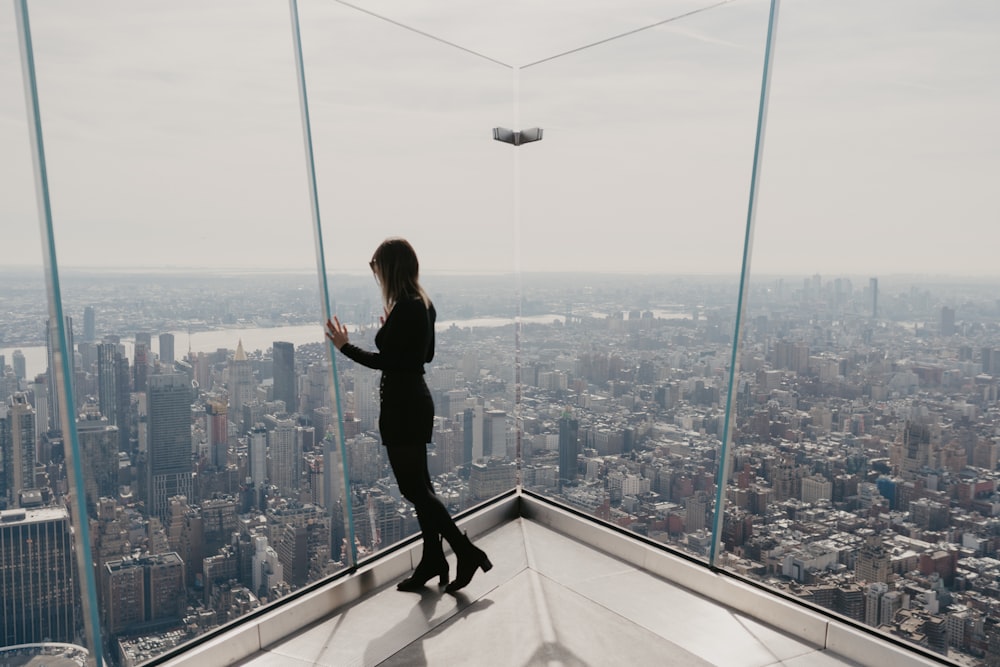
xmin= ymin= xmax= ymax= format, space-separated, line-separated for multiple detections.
xmin=469 ymin=459 xmax=517 ymax=500
xmin=83 ymin=306 xmax=96 ymax=342
xmin=277 ymin=524 xmax=309 ymax=588
xmin=97 ymin=343 xmax=121 ymax=426
xmin=77 ymin=405 xmax=119 ymax=518
xmin=159 ymin=333 xmax=176 ymax=365
xmin=134 ymin=342 xmax=150 ymax=393
xmin=206 ymin=398 xmax=229 ymax=469
xmin=251 ymin=535 xmax=283 ymax=597
xmin=865 ymin=582 xmax=889 ymax=627
xmin=685 ymin=492 xmax=709 ymax=532
xmin=940 ymin=306 xmax=956 ymax=337
xmin=135 ymin=332 xmax=152 ymax=350
xmin=104 ymin=552 xmax=185 ymax=636
xmin=855 ymin=531 xmax=891 ymax=585
xmin=354 ymin=372 xmax=378 ymax=433
xmin=301 ymin=362 xmax=329 ymax=417
xmin=3 ymin=392 xmax=37 ymax=507
xmin=248 ymin=424 xmax=267 ymax=492
xmin=558 ymin=413 xmax=579 ymax=488
xmin=0 ymin=506 xmax=77 ymax=646
xmin=269 ymin=417 xmax=299 ymax=497
xmin=483 ymin=409 xmax=507 ymax=459
xmin=272 ymin=341 xmax=295 ymax=415
xmin=869 ymin=277 xmax=878 ymax=319
xmin=801 ymin=475 xmax=832 ymax=505
xmin=228 ymin=341 xmax=255 ymax=431
xmin=114 ymin=351 xmax=132 ymax=452
xmin=45 ymin=316 xmax=73 ymax=433
xmin=12 ymin=350 xmax=25 ymax=383
xmin=463 ymin=408 xmax=475 ymax=467
xmin=146 ymin=373 xmax=193 ymax=518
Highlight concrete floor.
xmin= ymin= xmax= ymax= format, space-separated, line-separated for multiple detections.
xmin=236 ymin=519 xmax=861 ymax=667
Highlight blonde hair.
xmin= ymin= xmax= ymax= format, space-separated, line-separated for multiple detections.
xmin=370 ymin=238 xmax=429 ymax=308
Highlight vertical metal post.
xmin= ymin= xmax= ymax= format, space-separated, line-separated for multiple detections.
xmin=512 ymin=66 xmax=523 ymax=488
xmin=710 ymin=0 xmax=780 ymax=567
xmin=14 ymin=1 xmax=103 ymax=664
xmin=288 ymin=0 xmax=357 ymax=567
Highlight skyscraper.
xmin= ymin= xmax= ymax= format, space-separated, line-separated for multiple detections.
xmin=146 ymin=373 xmax=193 ymax=518
xmin=462 ymin=408 xmax=476 ymax=466
xmin=206 ymin=398 xmax=229 ymax=469
xmin=228 ymin=341 xmax=254 ymax=431
xmin=98 ymin=342 xmax=132 ymax=452
xmin=558 ymin=413 xmax=579 ymax=488
xmin=4 ymin=392 xmax=36 ymax=507
xmin=940 ymin=306 xmax=956 ymax=337
xmin=97 ymin=343 xmax=120 ymax=425
xmin=115 ymin=351 xmax=132 ymax=451
xmin=104 ymin=552 xmax=185 ymax=635
xmin=77 ymin=404 xmax=119 ymax=518
xmin=45 ymin=316 xmax=73 ymax=434
xmin=272 ymin=341 xmax=295 ymax=415
xmin=83 ymin=306 xmax=96 ymax=342
xmin=0 ymin=506 xmax=77 ymax=645
xmin=134 ymin=342 xmax=150 ymax=393
xmin=354 ymin=372 xmax=378 ymax=432
xmin=248 ymin=424 xmax=267 ymax=492
xmin=159 ymin=332 xmax=176 ymax=366
xmin=268 ymin=417 xmax=299 ymax=497
xmin=483 ymin=409 xmax=507 ymax=459
xmin=11 ymin=350 xmax=25 ymax=383
xmin=869 ymin=277 xmax=879 ymax=319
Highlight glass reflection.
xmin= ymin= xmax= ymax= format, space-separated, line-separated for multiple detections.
xmin=517 ymin=1 xmax=771 ymax=563
xmin=300 ymin=0 xmax=517 ymax=563
xmin=7 ymin=3 xmax=102 ymax=665
xmin=727 ymin=2 xmax=1000 ymax=664
xmin=9 ymin=2 xmax=332 ymax=663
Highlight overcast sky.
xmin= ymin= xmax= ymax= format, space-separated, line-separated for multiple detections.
xmin=2 ymin=0 xmax=998 ymax=277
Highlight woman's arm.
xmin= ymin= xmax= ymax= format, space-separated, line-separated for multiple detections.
xmin=326 ymin=299 xmax=432 ymax=372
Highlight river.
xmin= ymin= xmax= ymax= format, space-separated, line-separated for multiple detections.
xmin=1 ymin=314 xmax=571 ymax=380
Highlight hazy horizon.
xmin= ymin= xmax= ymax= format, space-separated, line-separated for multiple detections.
xmin=3 ymin=1 xmax=997 ymax=276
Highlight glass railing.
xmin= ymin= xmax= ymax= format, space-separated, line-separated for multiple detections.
xmin=721 ymin=1 xmax=1000 ymax=661
xmin=517 ymin=0 xmax=771 ymax=564
xmin=6 ymin=1 xmax=999 ymax=665
xmin=4 ymin=5 xmax=97 ymax=666
xmin=296 ymin=0 xmax=518 ymax=562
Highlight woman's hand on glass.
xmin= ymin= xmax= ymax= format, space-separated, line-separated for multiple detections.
xmin=325 ymin=316 xmax=349 ymax=350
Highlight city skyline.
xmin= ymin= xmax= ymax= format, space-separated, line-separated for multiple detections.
xmin=2 ymin=265 xmax=1000 ymax=662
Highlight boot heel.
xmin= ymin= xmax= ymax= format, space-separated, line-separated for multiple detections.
xmin=445 ymin=533 xmax=492 ymax=593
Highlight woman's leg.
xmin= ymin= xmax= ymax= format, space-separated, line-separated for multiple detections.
xmin=386 ymin=444 xmax=461 ymax=545
xmin=386 ymin=444 xmax=492 ymax=593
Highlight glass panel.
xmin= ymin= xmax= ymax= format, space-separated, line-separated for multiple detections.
xmin=4 ymin=3 xmax=101 ymax=664
xmin=18 ymin=2 xmax=334 ymax=663
xmin=518 ymin=1 xmax=771 ymax=563
xmin=300 ymin=0 xmax=516 ymax=562
xmin=724 ymin=2 xmax=1000 ymax=664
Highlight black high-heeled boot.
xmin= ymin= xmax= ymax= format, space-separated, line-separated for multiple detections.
xmin=398 ymin=536 xmax=449 ymax=591
xmin=445 ymin=532 xmax=492 ymax=593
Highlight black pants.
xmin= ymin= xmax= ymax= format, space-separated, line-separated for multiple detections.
xmin=385 ymin=444 xmax=461 ymax=547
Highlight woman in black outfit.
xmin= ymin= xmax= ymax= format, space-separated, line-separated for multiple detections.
xmin=325 ymin=238 xmax=491 ymax=593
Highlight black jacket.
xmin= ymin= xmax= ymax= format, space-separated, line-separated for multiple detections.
xmin=339 ymin=295 xmax=436 ymax=445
